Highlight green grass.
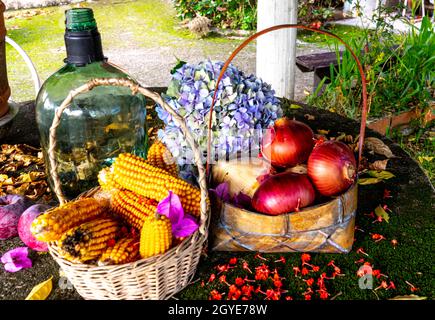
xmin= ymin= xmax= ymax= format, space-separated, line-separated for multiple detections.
xmin=297 ymin=24 xmax=371 ymax=47
xmin=4 ymin=0 xmax=243 ymax=102
xmin=389 ymin=123 xmax=435 ymax=185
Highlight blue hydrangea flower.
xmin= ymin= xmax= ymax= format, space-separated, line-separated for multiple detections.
xmin=157 ymin=60 xmax=282 ymax=169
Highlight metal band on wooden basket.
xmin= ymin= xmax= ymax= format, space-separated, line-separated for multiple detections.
xmin=47 ymin=78 xmax=209 ymax=300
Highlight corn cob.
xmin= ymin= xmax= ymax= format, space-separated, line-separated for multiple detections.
xmin=146 ymin=140 xmax=178 ymax=177
xmin=139 ymin=214 xmax=172 ymax=259
xmin=58 ymin=218 xmax=120 ymax=263
xmin=111 ymin=190 xmax=158 ymax=230
xmin=31 ymin=198 xmax=107 ymax=242
xmin=113 ymin=153 xmax=203 ymax=217
xmin=98 ymin=166 xmax=122 ymax=191
xmin=98 ymin=236 xmax=140 ymax=266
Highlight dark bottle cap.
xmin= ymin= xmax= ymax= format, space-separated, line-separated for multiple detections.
xmin=64 ymin=8 xmax=106 ymax=66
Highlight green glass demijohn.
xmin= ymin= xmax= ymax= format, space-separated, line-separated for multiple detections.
xmin=36 ymin=8 xmax=147 ymax=199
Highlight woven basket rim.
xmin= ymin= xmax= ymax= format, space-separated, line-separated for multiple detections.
xmin=48 ymin=228 xmax=206 ymax=271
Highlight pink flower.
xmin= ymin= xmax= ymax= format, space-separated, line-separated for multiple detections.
xmin=208 ymin=273 xmax=216 ymax=283
xmin=209 ymin=182 xmax=231 ymax=202
xmin=1 ymin=247 xmax=32 ymax=272
xmin=158 ymin=191 xmax=199 ymax=237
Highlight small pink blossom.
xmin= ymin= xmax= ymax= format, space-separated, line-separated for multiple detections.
xmin=1 ymin=247 xmax=32 ymax=272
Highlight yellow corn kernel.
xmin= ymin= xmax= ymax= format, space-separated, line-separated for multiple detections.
xmin=58 ymin=218 xmax=120 ymax=263
xmin=111 ymin=190 xmax=158 ymax=230
xmin=139 ymin=215 xmax=172 ymax=259
xmin=146 ymin=140 xmax=178 ymax=177
xmin=98 ymin=236 xmax=140 ymax=266
xmin=98 ymin=166 xmax=121 ymax=191
xmin=112 ymin=153 xmax=204 ymax=217
xmin=31 ymin=198 xmax=107 ymax=242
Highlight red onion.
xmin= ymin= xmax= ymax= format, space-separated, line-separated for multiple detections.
xmin=0 ymin=195 xmax=33 ymax=240
xmin=251 ymin=172 xmax=316 ymax=215
xmin=18 ymin=204 xmax=51 ymax=252
xmin=261 ymin=117 xmax=314 ymax=168
xmin=307 ymin=140 xmax=357 ymax=197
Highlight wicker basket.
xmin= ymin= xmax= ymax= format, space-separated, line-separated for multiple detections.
xmin=46 ymin=78 xmax=209 ymax=300
xmin=206 ymin=24 xmax=369 ymax=254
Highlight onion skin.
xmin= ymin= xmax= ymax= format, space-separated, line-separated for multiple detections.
xmin=18 ymin=204 xmax=51 ymax=252
xmin=212 ymin=157 xmax=267 ymax=198
xmin=261 ymin=118 xmax=314 ymax=168
xmin=0 ymin=195 xmax=33 ymax=240
xmin=307 ymin=140 xmax=357 ymax=197
xmin=251 ymin=172 xmax=316 ymax=215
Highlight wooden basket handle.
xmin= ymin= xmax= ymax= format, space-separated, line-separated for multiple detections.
xmin=49 ymin=78 xmax=209 ymax=235
xmin=206 ymin=24 xmax=368 ymax=175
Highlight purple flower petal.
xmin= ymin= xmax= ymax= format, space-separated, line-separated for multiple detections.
xmin=233 ymin=192 xmax=252 ymax=209
xmin=4 ymin=262 xmax=23 ymax=272
xmin=157 ymin=191 xmax=184 ymax=225
xmin=1 ymin=247 xmax=32 ymax=273
xmin=209 ymin=182 xmax=231 ymax=202
xmin=173 ymin=214 xmax=199 ymax=238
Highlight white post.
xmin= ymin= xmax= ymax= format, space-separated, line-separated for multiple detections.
xmin=256 ymin=0 xmax=298 ymax=99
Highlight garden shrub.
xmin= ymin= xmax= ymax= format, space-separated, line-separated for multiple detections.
xmin=307 ymin=16 xmax=434 ymax=119
xmin=173 ymin=0 xmax=257 ymax=30
xmin=172 ymin=0 xmax=345 ymax=30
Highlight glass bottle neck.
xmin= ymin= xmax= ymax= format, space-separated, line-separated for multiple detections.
xmin=64 ymin=27 xmax=106 ymax=67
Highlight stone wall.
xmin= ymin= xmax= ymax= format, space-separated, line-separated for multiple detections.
xmin=3 ymin=0 xmax=84 ymax=10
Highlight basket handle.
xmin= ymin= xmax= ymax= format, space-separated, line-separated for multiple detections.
xmin=48 ymin=78 xmax=209 ymax=235
xmin=206 ymin=24 xmax=368 ymax=175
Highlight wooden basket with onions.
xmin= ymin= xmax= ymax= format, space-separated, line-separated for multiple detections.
xmin=30 ymin=78 xmax=209 ymax=300
xmin=209 ymin=25 xmax=368 ymax=253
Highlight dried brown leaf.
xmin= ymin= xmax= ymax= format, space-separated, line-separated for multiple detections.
xmin=8 ymin=182 xmax=30 ymax=196
xmin=390 ymin=295 xmax=427 ymax=300
xmin=364 ymin=137 xmax=396 ymax=158
xmin=358 ymin=177 xmax=382 ymax=185
xmin=367 ymin=170 xmax=395 ymax=180
xmin=289 ymin=104 xmax=302 ymax=109
xmin=334 ymin=133 xmax=354 ymax=143
xmin=375 ymin=205 xmax=390 ymax=223
xmin=26 ymin=182 xmax=48 ymax=200
xmin=369 ymin=159 xmax=389 ymax=171
xmin=333 ymin=132 xmax=347 ymax=142
xmin=317 ymin=129 xmax=330 ymax=135
xmin=304 ymin=114 xmax=315 ymax=121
